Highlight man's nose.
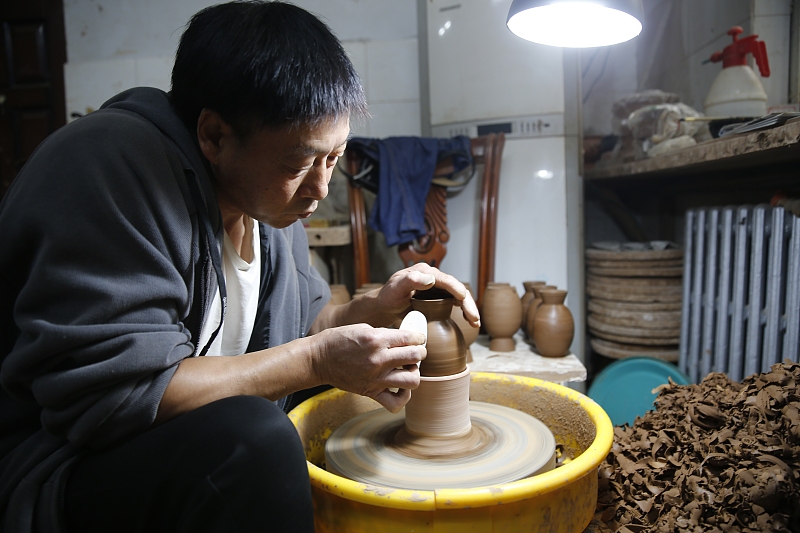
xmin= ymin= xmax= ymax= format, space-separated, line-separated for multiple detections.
xmin=303 ymin=164 xmax=329 ymax=200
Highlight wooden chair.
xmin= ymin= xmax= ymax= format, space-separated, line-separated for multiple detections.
xmin=344 ymin=133 xmax=505 ymax=309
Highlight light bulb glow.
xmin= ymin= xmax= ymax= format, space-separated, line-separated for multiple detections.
xmin=536 ymin=169 xmax=554 ymax=179
xmin=508 ymin=2 xmax=642 ymax=48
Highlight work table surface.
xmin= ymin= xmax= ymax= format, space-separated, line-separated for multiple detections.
xmin=468 ymin=333 xmax=586 ymax=384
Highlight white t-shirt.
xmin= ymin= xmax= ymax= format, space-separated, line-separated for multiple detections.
xmin=196 ymin=217 xmax=261 ymax=356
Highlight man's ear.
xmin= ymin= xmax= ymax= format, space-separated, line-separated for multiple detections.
xmin=197 ymin=109 xmax=232 ymax=166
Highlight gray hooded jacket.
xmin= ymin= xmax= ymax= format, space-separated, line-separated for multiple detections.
xmin=0 ymin=87 xmax=329 ymax=532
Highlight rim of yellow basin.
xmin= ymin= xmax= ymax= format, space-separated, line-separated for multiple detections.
xmin=289 ymin=371 xmax=614 ymax=511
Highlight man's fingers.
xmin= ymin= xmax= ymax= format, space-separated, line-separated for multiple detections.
xmin=409 ymin=270 xmax=437 ymax=289
xmin=383 ymin=329 xmax=427 ymax=349
xmin=384 ymin=364 xmax=420 ymax=389
xmin=375 ymin=387 xmax=412 ymax=413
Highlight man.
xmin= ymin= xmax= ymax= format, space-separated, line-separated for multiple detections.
xmin=0 ymin=2 xmax=479 ymax=532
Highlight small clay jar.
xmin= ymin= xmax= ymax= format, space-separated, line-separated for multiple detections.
xmin=449 ymin=282 xmax=478 ymax=363
xmin=532 ymin=289 xmax=574 ymax=357
xmin=481 ymin=284 xmax=522 ymax=352
xmin=479 ymin=282 xmax=509 ymax=314
xmin=329 ymin=284 xmax=351 ymax=305
xmin=520 ymin=281 xmax=546 ymax=338
xmin=411 ymin=288 xmax=467 ymax=377
xmin=525 ymin=284 xmax=556 ymax=344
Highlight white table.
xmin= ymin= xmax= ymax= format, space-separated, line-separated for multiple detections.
xmin=467 ymin=333 xmax=586 ymax=384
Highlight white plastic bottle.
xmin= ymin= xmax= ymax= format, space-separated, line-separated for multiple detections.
xmin=704 ymin=26 xmax=770 ymax=118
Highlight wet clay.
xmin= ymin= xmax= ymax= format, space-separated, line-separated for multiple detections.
xmin=324 ymin=401 xmax=556 ymax=490
xmin=404 ymin=367 xmax=472 ymax=438
xmin=323 ymin=291 xmax=559 ymax=491
xmin=412 ymin=289 xmax=467 ymax=376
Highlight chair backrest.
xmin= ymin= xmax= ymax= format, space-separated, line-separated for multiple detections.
xmin=344 ymin=133 xmax=505 ymax=309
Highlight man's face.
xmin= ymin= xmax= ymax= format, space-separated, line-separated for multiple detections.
xmin=208 ymin=116 xmax=350 ymax=228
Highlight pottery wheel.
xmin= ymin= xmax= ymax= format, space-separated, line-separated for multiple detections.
xmin=325 ymin=401 xmax=556 ymax=490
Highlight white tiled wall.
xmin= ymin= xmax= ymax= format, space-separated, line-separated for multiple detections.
xmin=64 ymin=57 xmax=172 ymax=118
xmin=62 ymin=0 xmax=421 ymax=137
xmin=752 ymin=0 xmax=792 ymax=109
xmin=344 ymin=38 xmax=422 ymax=138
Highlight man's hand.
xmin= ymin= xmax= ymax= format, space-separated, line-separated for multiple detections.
xmin=377 ymin=263 xmax=481 ymax=328
xmin=309 ymin=264 xmax=480 ymax=334
xmin=313 ymin=324 xmax=427 ymax=413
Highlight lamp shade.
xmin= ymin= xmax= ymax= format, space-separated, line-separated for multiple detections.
xmin=507 ymin=0 xmax=643 ymax=48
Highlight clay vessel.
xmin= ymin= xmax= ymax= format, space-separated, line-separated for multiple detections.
xmin=532 ymin=289 xmax=574 ymax=357
xmin=521 ymin=281 xmax=546 ymax=338
xmin=329 ymin=284 xmax=351 ymax=305
xmin=404 ymin=366 xmax=471 ymax=439
xmin=479 ymin=282 xmax=509 ymax=314
xmin=449 ymin=282 xmax=478 ymax=363
xmin=411 ymin=288 xmax=467 ymax=376
xmin=525 ymin=284 xmax=556 ymax=344
xmin=481 ymin=284 xmax=522 ymax=352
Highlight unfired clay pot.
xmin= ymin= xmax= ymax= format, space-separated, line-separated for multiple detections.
xmin=411 ymin=288 xmax=467 ymax=377
xmin=532 ymin=289 xmax=574 ymax=357
xmin=450 ymin=283 xmax=478 ymax=363
xmin=525 ymin=284 xmax=556 ymax=344
xmin=329 ymin=284 xmax=351 ymax=305
xmin=521 ymin=281 xmax=546 ymax=338
xmin=481 ymin=284 xmax=522 ymax=352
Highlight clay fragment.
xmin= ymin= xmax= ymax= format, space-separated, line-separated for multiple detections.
xmin=593 ymin=362 xmax=800 ymax=533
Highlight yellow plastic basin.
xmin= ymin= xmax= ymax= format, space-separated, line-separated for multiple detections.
xmin=289 ymin=372 xmax=613 ymax=532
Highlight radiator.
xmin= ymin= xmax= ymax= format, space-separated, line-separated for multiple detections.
xmin=679 ymin=205 xmax=800 ymax=383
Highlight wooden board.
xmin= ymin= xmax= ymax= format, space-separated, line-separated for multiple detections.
xmin=586 ymin=258 xmax=683 ymax=269
xmin=586 ymin=248 xmax=684 ymax=261
xmin=587 ymin=274 xmax=682 ymax=287
xmin=588 ymin=315 xmax=680 ymax=338
xmin=587 ymin=266 xmax=684 ymax=278
xmin=586 ymin=283 xmax=683 ymax=303
xmin=588 ymin=301 xmax=681 ymax=321
xmin=586 ymin=280 xmax=683 ymax=294
xmin=590 ymin=337 xmax=679 ymax=362
xmin=586 ymin=285 xmax=683 ymax=303
xmin=588 ymin=327 xmax=680 ymax=346
xmin=587 ymin=309 xmax=681 ymax=329
xmin=588 ymin=298 xmax=683 ymax=312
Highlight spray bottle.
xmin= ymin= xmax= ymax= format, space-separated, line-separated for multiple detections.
xmin=704 ymin=26 xmax=770 ymax=117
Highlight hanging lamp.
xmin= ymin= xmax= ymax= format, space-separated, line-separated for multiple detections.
xmin=507 ymin=0 xmax=644 ymax=48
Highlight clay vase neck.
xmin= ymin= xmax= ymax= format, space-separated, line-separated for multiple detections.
xmin=532 ymin=289 xmax=574 ymax=357
xmin=450 ymin=284 xmax=479 ymax=363
xmin=525 ymin=284 xmax=556 ymax=343
xmin=481 ymin=284 xmax=522 ymax=352
xmin=521 ymin=281 xmax=546 ymax=338
xmin=411 ymin=290 xmax=467 ymax=377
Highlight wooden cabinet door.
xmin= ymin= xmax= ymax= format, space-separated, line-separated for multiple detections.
xmin=0 ymin=0 xmax=66 ymax=199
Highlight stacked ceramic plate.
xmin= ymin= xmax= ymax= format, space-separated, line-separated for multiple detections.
xmin=585 ymin=245 xmax=683 ymax=362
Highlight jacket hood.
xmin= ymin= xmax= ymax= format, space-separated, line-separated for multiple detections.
xmin=100 ymin=87 xmax=208 ymax=175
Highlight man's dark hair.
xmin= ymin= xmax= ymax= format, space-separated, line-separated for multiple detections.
xmin=171 ymin=1 xmax=368 ymax=137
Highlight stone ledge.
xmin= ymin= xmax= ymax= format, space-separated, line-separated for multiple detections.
xmin=468 ymin=333 xmax=587 ymax=384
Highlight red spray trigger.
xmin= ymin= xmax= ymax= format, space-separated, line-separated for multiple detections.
xmin=708 ymin=26 xmax=770 ymax=77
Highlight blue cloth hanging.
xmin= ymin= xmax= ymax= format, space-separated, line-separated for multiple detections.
xmin=347 ymin=136 xmax=472 ymax=247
